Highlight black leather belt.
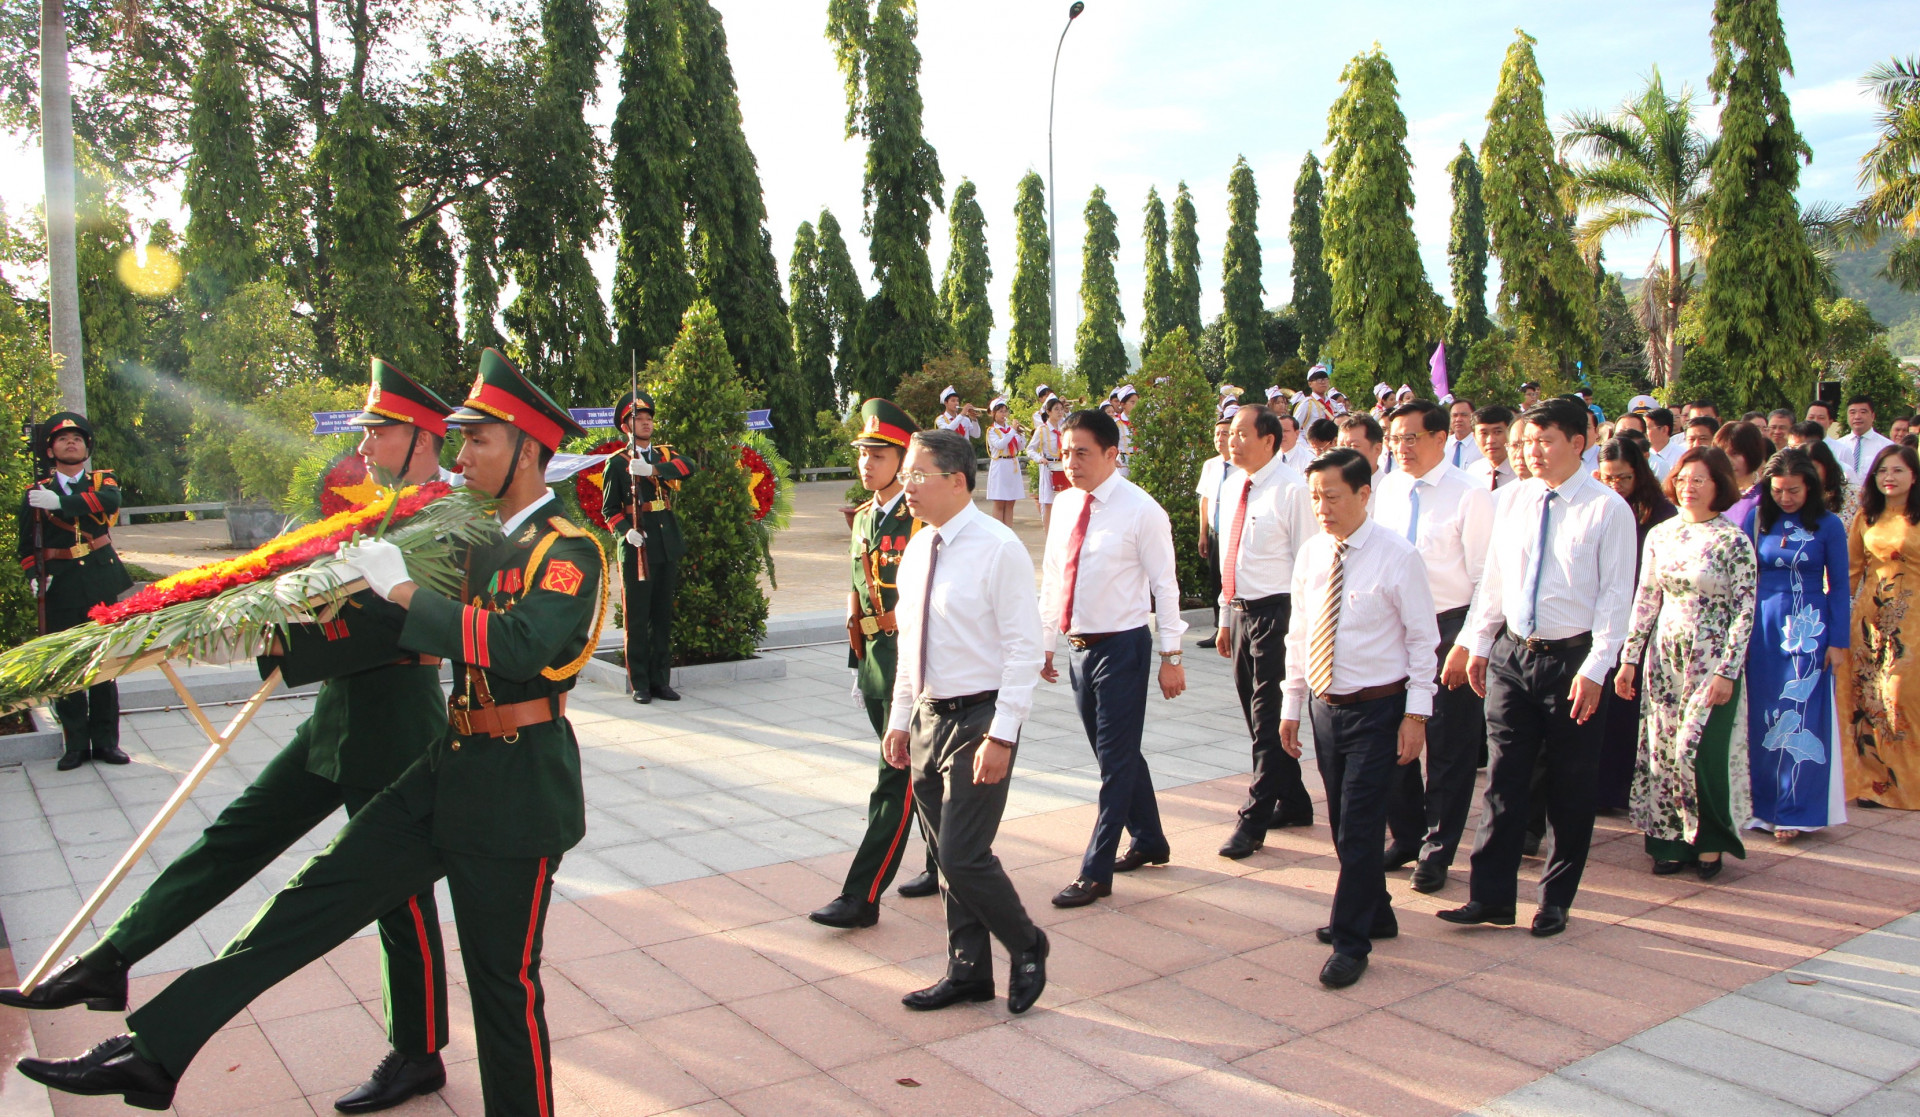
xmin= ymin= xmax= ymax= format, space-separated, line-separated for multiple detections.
xmin=1066 ymin=630 xmax=1126 ymax=650
xmin=922 ymin=690 xmax=998 ymax=715
xmin=1231 ymin=592 xmax=1289 ymax=612
xmin=1319 ymin=678 xmax=1407 ymax=706
xmin=1503 ymin=627 xmax=1592 ymax=654
xmin=1436 ymin=605 xmax=1470 ymax=624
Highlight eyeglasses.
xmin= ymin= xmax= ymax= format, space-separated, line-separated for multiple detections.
xmin=904 ymin=470 xmax=960 ymax=486
xmin=1385 ymin=434 xmax=1435 ymax=447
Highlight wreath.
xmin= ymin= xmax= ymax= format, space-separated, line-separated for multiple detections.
xmin=571 ymin=438 xmax=629 ymax=532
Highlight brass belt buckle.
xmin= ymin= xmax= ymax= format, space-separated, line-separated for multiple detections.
xmin=859 ymin=616 xmax=880 ymax=636
xmin=70 ymin=541 xmax=90 ymax=559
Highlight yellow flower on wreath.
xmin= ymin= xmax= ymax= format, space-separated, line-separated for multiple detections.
xmin=151 ymin=485 xmax=420 ymax=594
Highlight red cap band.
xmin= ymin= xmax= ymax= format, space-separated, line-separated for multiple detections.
xmin=467 ymin=382 xmax=564 ymax=450
xmin=364 ymin=388 xmax=449 ymax=437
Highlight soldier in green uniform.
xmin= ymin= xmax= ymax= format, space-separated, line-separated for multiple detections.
xmin=19 ymin=350 xmax=602 ymax=1117
xmin=17 ymin=412 xmax=134 ymax=769
xmin=599 ymin=390 xmax=699 ymax=703
xmin=1 ymin=359 xmax=456 ymax=1113
xmin=810 ymin=399 xmax=941 ymax=929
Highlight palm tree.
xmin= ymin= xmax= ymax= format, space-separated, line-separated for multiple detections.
xmin=1855 ymin=55 xmax=1920 ymax=291
xmin=1560 ymin=69 xmax=1715 ymax=387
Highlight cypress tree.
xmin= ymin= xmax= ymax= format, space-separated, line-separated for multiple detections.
xmin=1697 ymin=0 xmax=1824 ymax=410
xmin=181 ymin=22 xmax=264 ymax=313
xmin=459 ymin=193 xmax=507 ymax=360
xmin=314 ymin=92 xmax=421 ymax=380
xmin=1220 ymin=157 xmax=1265 ymax=388
xmin=1323 ymin=47 xmax=1439 ymax=393
xmin=827 ymin=0 xmax=946 ymax=399
xmin=940 ymin=177 xmax=993 ymax=365
xmin=404 ymin=206 xmax=464 ymax=399
xmin=1480 ymin=30 xmax=1596 ymax=373
xmin=1288 ymin=153 xmax=1332 ymax=364
xmin=1140 ymin=187 xmax=1174 ymax=361
xmin=815 ymin=208 xmax=865 ymax=400
xmin=1170 ymin=182 xmax=1203 ymax=347
xmin=610 ymin=0 xmax=695 ymax=371
xmin=1006 ymin=170 xmax=1051 ymax=396
xmin=1076 ymin=186 xmax=1127 ymax=398
xmin=1129 ymin=327 xmax=1212 ymax=601
xmin=501 ymin=0 xmax=617 ymax=406
xmin=1445 ymin=141 xmax=1492 ymax=369
xmin=790 ymin=221 xmax=836 ymax=416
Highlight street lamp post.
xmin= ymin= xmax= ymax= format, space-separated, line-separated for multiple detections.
xmin=1047 ymin=0 xmax=1083 ymax=370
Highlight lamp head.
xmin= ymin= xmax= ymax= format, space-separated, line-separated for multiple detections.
xmin=1068 ymin=1 xmax=1084 ymax=18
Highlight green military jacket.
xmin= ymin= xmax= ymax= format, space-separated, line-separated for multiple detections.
xmin=16 ymin=469 xmax=134 ymax=626
xmin=258 ymin=592 xmax=448 ymax=792
xmin=399 ymin=502 xmax=605 ymax=858
xmin=600 ymin=444 xmax=699 ymax=569
xmin=848 ymin=491 xmax=921 ymax=700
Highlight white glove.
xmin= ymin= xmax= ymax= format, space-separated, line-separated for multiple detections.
xmin=337 ymin=539 xmax=412 ymax=600
xmin=625 ymin=528 xmax=644 ymax=548
xmin=628 ymin=455 xmax=655 ymax=478
xmin=27 ymin=488 xmax=60 ymax=510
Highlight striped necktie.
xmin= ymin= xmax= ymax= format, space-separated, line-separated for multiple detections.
xmin=1308 ymin=539 xmax=1348 ymax=696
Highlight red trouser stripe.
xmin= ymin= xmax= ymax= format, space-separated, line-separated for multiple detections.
xmin=406 ymin=897 xmax=438 ymax=1052
xmin=867 ymin=781 xmax=915 ymax=904
xmin=519 ymin=857 xmax=551 ymax=1117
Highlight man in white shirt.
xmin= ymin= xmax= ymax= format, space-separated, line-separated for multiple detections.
xmin=884 ymin=430 xmax=1048 ymax=1015
xmin=1804 ymin=399 xmax=1835 ymax=435
xmin=1280 ymin=448 xmax=1439 ymax=989
xmin=1443 ymin=398 xmax=1484 ymax=470
xmin=1464 ymin=404 xmax=1517 ymax=492
xmin=1374 ymin=401 xmax=1494 ymax=896
xmin=1829 ymin=395 xmax=1896 ymax=492
xmin=1111 ymin=385 xmax=1138 ymax=474
xmin=1215 ymin=406 xmax=1317 ymax=856
xmin=1279 ymin=413 xmax=1314 ymax=472
xmin=1195 ymin=409 xmax=1239 ymax=635
xmin=1039 ymin=411 xmax=1188 ymax=907
xmin=1644 ymin=407 xmax=1681 ymax=480
xmin=934 ymin=386 xmax=981 ymax=441
xmin=1336 ymin=413 xmax=1387 ymax=486
xmin=1441 ymin=398 xmax=1637 ymax=939
xmin=1293 ymin=366 xmax=1337 ymax=428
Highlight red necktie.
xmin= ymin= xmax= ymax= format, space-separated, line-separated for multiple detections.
xmin=1221 ymin=477 xmax=1253 ymax=604
xmin=1058 ymin=493 xmax=1094 ymax=633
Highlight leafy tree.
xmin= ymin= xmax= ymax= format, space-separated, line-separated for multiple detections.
xmin=1140 ymin=187 xmax=1175 ymax=361
xmin=459 ymin=192 xmax=507 ymax=361
xmin=184 ymin=280 xmax=330 ymax=501
xmin=610 ymin=0 xmax=695 ymax=371
xmin=1594 ymin=266 xmax=1649 ymax=383
xmin=1128 ymin=327 xmax=1212 ymax=602
xmin=315 ymin=92 xmax=423 ymax=381
xmin=895 ymin=350 xmax=994 ymax=428
xmin=1855 ymin=56 xmax=1920 ymax=291
xmin=940 ymin=177 xmax=993 ymax=364
xmin=1289 ymin=153 xmax=1333 ymax=364
xmin=789 ymin=221 xmax=836 ymax=421
xmin=181 ymin=22 xmax=265 ymax=313
xmin=650 ymin=300 xmax=767 ymax=661
xmin=1170 ymin=181 xmax=1204 ymax=345
xmin=0 ymin=261 xmax=59 ymax=642
xmin=1323 ymin=47 xmax=1439 ymax=395
xmin=1006 ymin=170 xmax=1051 ymax=396
xmin=827 ymin=0 xmax=946 ymax=399
xmin=1696 ymin=0 xmax=1825 ymax=412
xmin=404 ymin=205 xmax=464 ymax=398
xmin=1844 ymin=340 xmax=1914 ymax=421
xmin=1076 ymin=186 xmax=1127 ymax=397
xmin=1221 ymin=157 xmax=1265 ymax=388
xmin=1481 ymin=30 xmax=1595 ymax=375
xmin=1444 ymin=142 xmax=1492 ymax=370
xmin=815 ymin=208 xmax=865 ymax=400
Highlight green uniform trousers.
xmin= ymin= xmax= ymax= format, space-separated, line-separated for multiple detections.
xmin=127 ymin=758 xmax=560 ymax=1117
xmin=838 ymin=697 xmax=935 ymax=904
xmin=623 ymin=545 xmax=677 ymax=691
xmin=96 ymin=721 xmax=447 ymax=1056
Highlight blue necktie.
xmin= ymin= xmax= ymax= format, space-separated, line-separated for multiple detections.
xmin=1517 ymin=490 xmax=1558 ymax=637
xmin=1406 ymin=485 xmax=1421 ymax=544
xmin=1452 ymin=441 xmax=1463 ymax=467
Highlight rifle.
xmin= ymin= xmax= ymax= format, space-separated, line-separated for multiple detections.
xmin=626 ymin=352 xmax=648 ymax=583
xmin=24 ymin=408 xmax=46 ymax=635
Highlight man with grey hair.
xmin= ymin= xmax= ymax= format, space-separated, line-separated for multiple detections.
xmin=883 ymin=429 xmax=1048 ymax=1014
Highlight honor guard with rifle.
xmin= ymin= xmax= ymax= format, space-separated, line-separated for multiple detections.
xmin=18 ymin=412 xmax=133 ymax=770
xmin=1 ymin=359 xmax=456 ymax=1113
xmin=810 ymin=399 xmax=941 ymax=929
xmin=600 ymin=390 xmax=699 ymax=703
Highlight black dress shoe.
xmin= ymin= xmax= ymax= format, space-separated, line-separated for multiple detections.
xmin=1436 ymin=901 xmax=1517 ymax=926
xmin=1218 ymin=830 xmax=1265 ymax=860
xmin=1268 ymin=805 xmax=1314 ymax=829
xmin=91 ymin=745 xmax=131 ymax=765
xmin=1383 ymin=845 xmax=1420 ymax=871
xmin=1652 ymin=859 xmax=1688 ymax=876
xmin=1007 ymin=930 xmax=1049 ymax=1015
xmin=1410 ymin=861 xmax=1449 ymax=894
xmin=896 ymin=870 xmax=939 ymax=898
xmin=1522 ymin=831 xmax=1543 ymax=857
xmin=631 ymin=688 xmax=652 ymax=704
xmin=901 ymin=976 xmax=994 ymax=1011
xmin=334 ymin=1049 xmax=446 ymax=1113
xmin=17 ymin=1034 xmax=176 ymax=1111
xmin=1696 ymin=857 xmax=1724 ymax=882
xmin=1319 ymin=953 xmax=1368 ymax=989
xmin=654 ymin=684 xmax=681 ymax=701
xmin=0 ymin=955 xmax=127 ymax=1012
xmin=809 ymin=895 xmax=880 ymax=929
xmin=1531 ymin=905 xmax=1569 ymax=938
xmin=1051 ymin=879 xmax=1111 ymax=908
xmin=56 ymin=750 xmax=86 ymax=771
xmin=1315 ymin=920 xmax=1398 ymax=944
xmin=1113 ymin=848 xmax=1169 ymax=873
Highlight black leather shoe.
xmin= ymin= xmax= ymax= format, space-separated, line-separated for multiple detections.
xmin=1522 ymin=831 xmax=1543 ymax=857
xmin=1315 ymin=920 xmax=1398 ymax=944
xmin=334 ymin=1049 xmax=446 ymax=1113
xmin=56 ymin=750 xmax=86 ymax=771
xmin=1218 ymin=830 xmax=1265 ymax=860
xmin=1051 ymin=879 xmax=1111 ymax=908
xmin=0 ymin=955 xmax=127 ymax=1012
xmin=896 ymin=870 xmax=939 ymax=898
xmin=1007 ymin=930 xmax=1049 ymax=1014
xmin=1410 ymin=861 xmax=1449 ymax=894
xmin=1652 ymin=859 xmax=1688 ymax=876
xmin=1531 ymin=905 xmax=1569 ymax=938
xmin=91 ymin=745 xmax=130 ymax=765
xmin=631 ymin=688 xmax=652 ymax=704
xmin=1436 ymin=901 xmax=1517 ymax=926
xmin=1319 ymin=953 xmax=1368 ymax=989
xmin=17 ymin=1034 xmax=176 ymax=1111
xmin=1113 ymin=848 xmax=1169 ymax=873
xmin=654 ymin=684 xmax=681 ymax=701
xmin=1268 ymin=805 xmax=1314 ymax=829
xmin=1696 ymin=857 xmax=1724 ymax=882
xmin=808 ymin=895 xmax=880 ymax=929
xmin=1383 ymin=844 xmax=1420 ymax=871
xmin=901 ymin=976 xmax=994 ymax=1011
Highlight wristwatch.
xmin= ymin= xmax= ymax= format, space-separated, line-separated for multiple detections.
xmin=1160 ymin=652 xmax=1183 ymax=666
xmin=1404 ymin=713 xmax=1430 ymax=724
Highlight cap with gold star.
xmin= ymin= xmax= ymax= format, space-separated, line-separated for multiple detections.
xmin=615 ymin=390 xmax=656 ymax=428
xmin=851 ymin=398 xmax=917 ymax=449
xmin=447 ymin=348 xmax=587 ymax=451
xmin=350 ymin=358 xmax=453 ymax=437
xmin=40 ymin=412 xmax=94 ymax=449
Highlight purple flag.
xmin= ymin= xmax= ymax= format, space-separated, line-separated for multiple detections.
xmin=1429 ymin=342 xmax=1448 ymax=399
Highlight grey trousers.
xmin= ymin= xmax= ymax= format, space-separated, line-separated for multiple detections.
xmin=908 ymin=698 xmax=1039 ymax=983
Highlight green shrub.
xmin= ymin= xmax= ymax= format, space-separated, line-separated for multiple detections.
xmin=1129 ymin=328 xmax=1214 ymax=605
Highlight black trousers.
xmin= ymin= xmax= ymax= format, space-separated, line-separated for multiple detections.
xmin=622 ymin=546 xmax=677 ymax=691
xmin=1385 ymin=607 xmax=1482 ymax=867
xmin=1312 ymin=692 xmax=1405 ymax=958
xmin=49 ymin=604 xmax=118 ymax=753
xmin=1232 ymin=594 xmax=1311 ymax=829
xmin=1467 ymin=632 xmax=1606 ymax=910
xmin=1202 ymin=527 xmax=1222 ymax=627
xmin=1070 ymin=627 xmax=1165 ymax=884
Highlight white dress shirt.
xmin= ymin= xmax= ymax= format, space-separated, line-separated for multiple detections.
xmin=888 ymin=503 xmax=1043 ymax=742
xmin=1370 ymin=462 xmax=1494 ymax=613
xmin=1282 ymin=520 xmax=1440 ymax=720
xmin=1461 ymin=471 xmax=1638 ymax=684
xmin=1648 ymin=438 xmax=1682 ymax=480
xmin=1444 ymin=435 xmax=1484 ymax=470
xmin=1040 ymin=473 xmax=1188 ymax=654
xmin=1194 ymin=455 xmax=1238 ymax=534
xmin=1829 ymin=429 xmax=1896 ymax=490
xmin=1282 ymin=442 xmax=1315 ymax=473
xmin=1216 ymin=454 xmax=1315 ymax=613
xmin=936 ymin=412 xmax=981 ymax=440
xmin=1464 ymin=457 xmax=1516 ymax=491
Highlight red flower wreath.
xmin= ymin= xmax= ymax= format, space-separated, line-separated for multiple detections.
xmin=571 ymin=439 xmax=629 ymax=532
xmin=739 ymin=444 xmax=776 ymax=521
